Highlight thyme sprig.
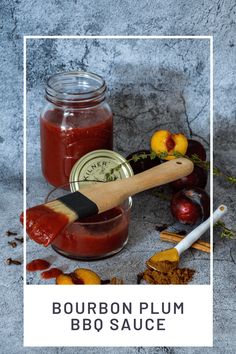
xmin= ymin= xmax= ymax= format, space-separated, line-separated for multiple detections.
xmin=104 ymin=151 xmax=160 ymax=181
xmin=174 ymin=152 xmax=236 ymax=184
xmin=215 ymin=221 xmax=236 ymax=240
xmin=104 ymin=150 xmax=236 ymax=185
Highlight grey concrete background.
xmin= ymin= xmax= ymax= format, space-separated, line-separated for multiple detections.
xmin=0 ymin=0 xmax=236 ymax=353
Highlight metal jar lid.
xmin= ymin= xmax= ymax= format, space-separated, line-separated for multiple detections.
xmin=69 ymin=149 xmax=134 ymax=192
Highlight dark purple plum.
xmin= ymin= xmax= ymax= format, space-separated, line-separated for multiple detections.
xmin=170 ymin=165 xmax=207 ymax=191
xmin=171 ymin=187 xmax=210 ymax=225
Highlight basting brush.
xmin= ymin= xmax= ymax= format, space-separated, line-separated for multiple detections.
xmin=23 ymin=158 xmax=193 ymax=246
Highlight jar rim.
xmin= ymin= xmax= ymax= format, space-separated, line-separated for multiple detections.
xmin=45 ymin=71 xmax=106 ymax=104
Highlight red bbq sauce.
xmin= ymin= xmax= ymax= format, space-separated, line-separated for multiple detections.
xmin=40 ymin=71 xmax=113 ymax=188
xmin=52 ymin=206 xmax=130 ymax=259
xmin=41 ymin=268 xmax=63 ymax=279
xmin=21 ymin=205 xmax=69 ymax=246
xmin=40 ymin=108 xmax=113 ymax=187
xmin=26 ymin=259 xmax=50 ymax=272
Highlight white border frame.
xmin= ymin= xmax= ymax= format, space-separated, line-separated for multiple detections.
xmin=23 ymin=35 xmax=213 ymax=344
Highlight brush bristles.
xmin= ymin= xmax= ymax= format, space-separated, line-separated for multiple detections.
xmin=46 ymin=200 xmax=78 ymax=223
xmin=23 ymin=203 xmax=75 ymax=246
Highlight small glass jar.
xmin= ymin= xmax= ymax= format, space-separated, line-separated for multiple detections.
xmin=40 ymin=71 xmax=113 ymax=187
xmin=46 ymin=183 xmax=132 ymax=260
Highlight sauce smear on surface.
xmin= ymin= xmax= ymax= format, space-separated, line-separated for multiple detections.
xmin=26 ymin=259 xmax=51 ymax=272
xmin=41 ymin=268 xmax=63 ymax=279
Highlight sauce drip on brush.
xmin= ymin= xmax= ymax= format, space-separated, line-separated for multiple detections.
xmin=20 ymin=206 xmax=69 ymax=246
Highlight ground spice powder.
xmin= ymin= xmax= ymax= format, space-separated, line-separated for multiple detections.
xmin=141 ymin=266 xmax=195 ymax=285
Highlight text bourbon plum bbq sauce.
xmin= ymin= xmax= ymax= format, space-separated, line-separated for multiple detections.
xmin=40 ymin=71 xmax=113 ymax=187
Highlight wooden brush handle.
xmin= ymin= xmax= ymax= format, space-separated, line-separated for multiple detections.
xmin=82 ymin=158 xmax=193 ymax=213
xmin=119 ymin=157 xmax=193 ymax=195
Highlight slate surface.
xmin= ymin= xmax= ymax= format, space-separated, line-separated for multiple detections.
xmin=0 ymin=1 xmax=236 ymax=353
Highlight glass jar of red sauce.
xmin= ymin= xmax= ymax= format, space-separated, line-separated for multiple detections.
xmin=46 ymin=184 xmax=132 ymax=260
xmin=40 ymin=71 xmax=113 ymax=187
xmin=51 ymin=198 xmax=132 ymax=260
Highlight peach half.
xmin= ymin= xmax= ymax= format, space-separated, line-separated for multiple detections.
xmin=151 ymin=130 xmax=188 ymax=160
xmin=74 ymin=268 xmax=101 ymax=285
xmin=56 ymin=274 xmax=74 ymax=285
xmin=56 ymin=268 xmax=101 ymax=285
